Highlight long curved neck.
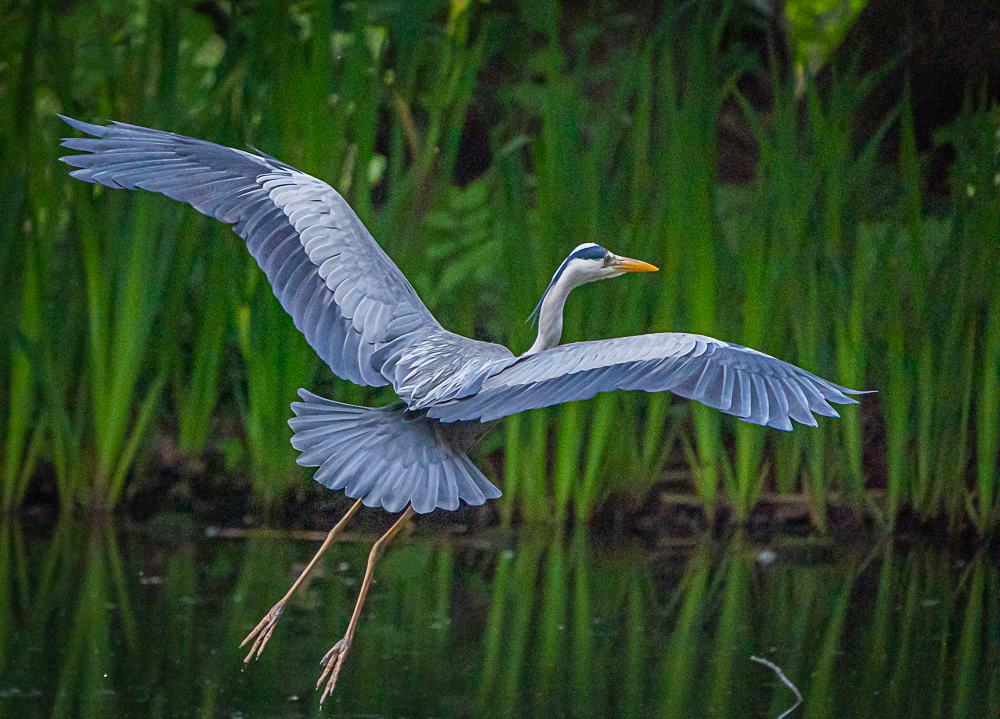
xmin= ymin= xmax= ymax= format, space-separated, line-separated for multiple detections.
xmin=524 ymin=270 xmax=577 ymax=356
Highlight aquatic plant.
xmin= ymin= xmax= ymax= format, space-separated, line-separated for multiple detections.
xmin=0 ymin=0 xmax=996 ymax=533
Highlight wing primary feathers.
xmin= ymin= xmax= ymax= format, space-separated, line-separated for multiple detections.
xmin=58 ymin=115 xmax=446 ymax=391
xmin=433 ymin=333 xmax=866 ymax=427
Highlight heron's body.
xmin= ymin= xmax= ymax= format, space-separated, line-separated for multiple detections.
xmin=59 ymin=115 xmax=867 ymax=698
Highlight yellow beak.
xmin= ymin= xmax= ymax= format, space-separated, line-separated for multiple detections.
xmin=614 ymin=255 xmax=659 ymax=272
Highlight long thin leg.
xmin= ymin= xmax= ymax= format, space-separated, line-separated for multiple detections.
xmin=241 ymin=497 xmax=364 ymax=662
xmin=317 ymin=505 xmax=415 ymax=704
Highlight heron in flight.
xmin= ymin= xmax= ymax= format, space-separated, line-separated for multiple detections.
xmin=59 ymin=116 xmax=865 ymax=701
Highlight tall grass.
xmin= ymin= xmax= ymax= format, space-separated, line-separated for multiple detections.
xmin=0 ymin=0 xmax=997 ymax=531
xmin=1 ymin=249 xmax=43 ymax=512
xmin=170 ymin=223 xmax=235 ymax=458
xmin=77 ymin=192 xmax=173 ymax=510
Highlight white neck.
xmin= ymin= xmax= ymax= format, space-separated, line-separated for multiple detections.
xmin=524 ymin=268 xmax=581 ymax=356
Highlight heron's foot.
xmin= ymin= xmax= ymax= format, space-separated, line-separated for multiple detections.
xmin=241 ymin=601 xmax=285 ymax=662
xmin=317 ymin=636 xmax=351 ymax=704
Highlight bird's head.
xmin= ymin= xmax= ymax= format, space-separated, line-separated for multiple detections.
xmin=528 ymin=243 xmax=658 ymax=325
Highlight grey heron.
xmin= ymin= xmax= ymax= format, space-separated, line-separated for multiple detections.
xmin=59 ymin=116 xmax=865 ymax=701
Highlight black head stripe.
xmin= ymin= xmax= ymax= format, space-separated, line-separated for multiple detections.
xmin=571 ymin=244 xmax=608 ymax=261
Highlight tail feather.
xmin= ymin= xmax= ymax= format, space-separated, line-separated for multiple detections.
xmin=463 ymin=453 xmax=501 ymax=503
xmin=289 ymin=389 xmax=500 ymax=514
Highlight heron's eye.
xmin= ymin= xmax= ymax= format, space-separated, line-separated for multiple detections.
xmin=603 ymin=255 xmax=613 ymax=267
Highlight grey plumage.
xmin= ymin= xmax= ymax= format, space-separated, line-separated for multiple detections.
xmin=58 ymin=115 xmax=508 ymax=402
xmin=59 ymin=116 xmax=868 ymax=515
xmin=429 ymin=333 xmax=860 ymax=429
xmin=290 ymin=390 xmax=499 ymax=514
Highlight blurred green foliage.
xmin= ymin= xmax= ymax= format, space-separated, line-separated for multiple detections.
xmin=786 ymin=0 xmax=868 ymax=70
xmin=0 ymin=0 xmax=997 ymax=530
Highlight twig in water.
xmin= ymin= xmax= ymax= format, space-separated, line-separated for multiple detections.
xmin=750 ymin=655 xmax=803 ymax=719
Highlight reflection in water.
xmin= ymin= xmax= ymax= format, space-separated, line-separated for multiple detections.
xmin=0 ymin=518 xmax=996 ymax=718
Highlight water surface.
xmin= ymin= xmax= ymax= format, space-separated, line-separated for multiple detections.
xmin=0 ymin=518 xmax=996 ymax=718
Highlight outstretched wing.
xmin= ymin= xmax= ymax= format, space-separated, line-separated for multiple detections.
xmin=59 ymin=116 xmax=439 ymax=388
xmin=428 ymin=333 xmax=868 ymax=429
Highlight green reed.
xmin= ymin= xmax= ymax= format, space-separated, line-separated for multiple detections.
xmin=0 ymin=0 xmax=998 ymax=532
xmin=0 ymin=2 xmax=47 ymax=513
xmin=975 ymin=293 xmax=1000 ymax=531
xmin=728 ymin=60 xmax=813 ymax=519
xmin=171 ymin=225 xmax=235 ymax=458
xmin=0 ymin=521 xmax=22 ymax=679
xmin=235 ymin=276 xmax=318 ymax=505
xmin=1 ymin=250 xmax=42 ymax=513
xmin=69 ymin=190 xmax=173 ymax=511
xmin=658 ymin=4 xmax=736 ymax=519
xmin=878 ymin=91 xmax=1000 ymax=528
